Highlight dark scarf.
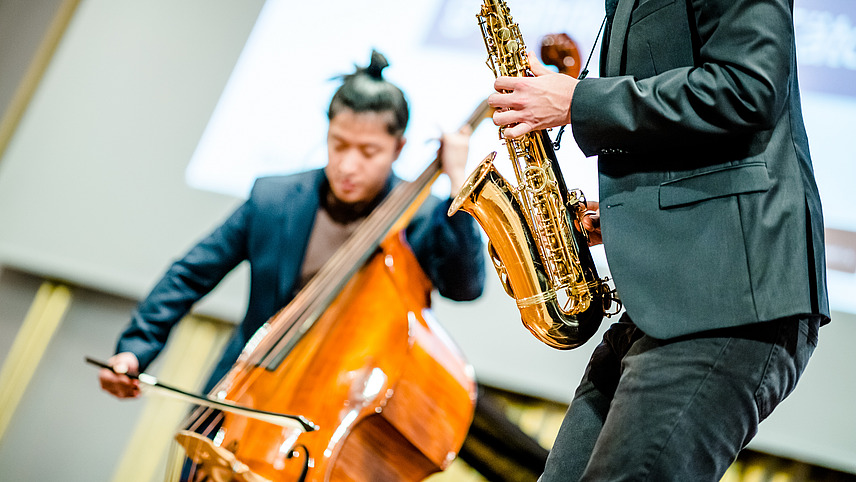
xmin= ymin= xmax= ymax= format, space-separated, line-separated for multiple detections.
xmin=319 ymin=175 xmax=393 ymax=225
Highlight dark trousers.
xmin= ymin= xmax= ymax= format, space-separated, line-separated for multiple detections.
xmin=540 ymin=313 xmax=820 ymax=481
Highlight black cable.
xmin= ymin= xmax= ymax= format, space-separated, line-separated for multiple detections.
xmin=552 ymin=15 xmax=607 ymax=150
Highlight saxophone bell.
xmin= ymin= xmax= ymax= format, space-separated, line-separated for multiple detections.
xmin=450 ymin=151 xmax=618 ymax=350
xmin=449 ymin=0 xmax=620 ymax=350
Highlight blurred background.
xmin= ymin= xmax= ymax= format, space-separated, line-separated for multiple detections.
xmin=0 ymin=0 xmax=854 ymax=480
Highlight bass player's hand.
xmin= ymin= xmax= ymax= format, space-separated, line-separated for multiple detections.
xmin=439 ymin=125 xmax=472 ymax=195
xmin=98 ymin=352 xmax=141 ymax=399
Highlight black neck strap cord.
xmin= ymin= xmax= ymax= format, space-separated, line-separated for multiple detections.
xmin=552 ymin=14 xmax=607 ymax=150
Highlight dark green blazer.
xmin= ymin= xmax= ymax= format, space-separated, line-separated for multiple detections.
xmin=571 ymin=0 xmax=829 ymax=338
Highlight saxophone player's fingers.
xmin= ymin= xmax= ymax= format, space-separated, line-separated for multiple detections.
xmin=583 ymin=211 xmax=600 ymax=229
xmin=502 ymin=123 xmax=535 ymax=139
xmin=581 ymin=211 xmax=603 ymax=246
xmin=492 ymin=75 xmax=520 ymax=94
xmin=491 ymin=73 xmax=577 ymax=133
xmin=491 ymin=107 xmax=534 ymax=137
xmin=527 ymin=50 xmax=554 ymax=77
xmin=488 ymin=87 xmax=515 ymax=120
xmin=491 ymin=106 xmax=517 ymax=126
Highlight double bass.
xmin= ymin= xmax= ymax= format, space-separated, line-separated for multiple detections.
xmin=539 ymin=32 xmax=582 ymax=78
xmin=171 ymin=101 xmax=493 ymax=481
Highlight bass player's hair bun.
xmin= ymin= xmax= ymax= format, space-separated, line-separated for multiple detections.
xmin=363 ymin=49 xmax=389 ymax=80
xmin=328 ymin=49 xmax=408 ymax=137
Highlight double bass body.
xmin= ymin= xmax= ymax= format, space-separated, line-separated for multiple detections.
xmin=183 ymin=231 xmax=476 ymax=481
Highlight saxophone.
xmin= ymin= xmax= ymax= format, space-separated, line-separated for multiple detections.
xmin=449 ymin=0 xmax=619 ymax=349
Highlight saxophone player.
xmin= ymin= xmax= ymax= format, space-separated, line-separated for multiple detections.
xmin=489 ymin=0 xmax=829 ymax=479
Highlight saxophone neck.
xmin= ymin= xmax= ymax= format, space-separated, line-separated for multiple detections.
xmin=479 ymin=0 xmax=530 ymax=78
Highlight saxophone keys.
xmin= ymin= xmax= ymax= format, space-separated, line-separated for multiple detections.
xmin=506 ymin=39 xmax=519 ymax=54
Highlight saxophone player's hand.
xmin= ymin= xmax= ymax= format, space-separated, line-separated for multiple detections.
xmin=489 ymin=51 xmax=579 ymax=139
xmin=581 ymin=201 xmax=603 ymax=246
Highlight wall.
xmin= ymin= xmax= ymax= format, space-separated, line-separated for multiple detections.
xmin=0 ymin=0 xmax=64 ymax=117
xmin=0 ymin=0 xmax=257 ymax=319
xmin=0 ymin=269 xmax=145 ymax=480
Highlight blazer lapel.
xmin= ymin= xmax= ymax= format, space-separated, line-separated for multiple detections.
xmin=606 ymin=0 xmax=635 ymax=76
xmin=275 ymin=170 xmax=323 ymax=303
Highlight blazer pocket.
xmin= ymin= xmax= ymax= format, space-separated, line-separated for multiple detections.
xmin=630 ymin=0 xmax=677 ymax=25
xmin=659 ymin=163 xmax=773 ymax=209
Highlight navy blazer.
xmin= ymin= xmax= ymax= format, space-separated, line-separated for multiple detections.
xmin=571 ymin=0 xmax=829 ymax=338
xmin=116 ymin=169 xmax=485 ymax=391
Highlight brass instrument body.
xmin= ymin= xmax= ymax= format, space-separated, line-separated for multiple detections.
xmin=449 ymin=0 xmax=617 ymax=349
